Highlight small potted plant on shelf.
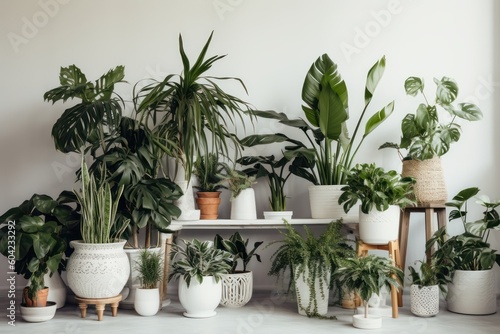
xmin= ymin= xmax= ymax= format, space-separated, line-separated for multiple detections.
xmin=193 ymin=152 xmax=227 ymax=219
xmin=214 ymin=232 xmax=263 ymax=307
xmin=335 ymin=254 xmax=403 ymax=329
xmin=134 ymin=249 xmax=163 ymax=316
xmin=221 ymin=167 xmax=257 ymax=219
xmin=169 ymin=239 xmax=232 ymax=318
xmin=338 ymin=163 xmax=416 ymax=244
xmin=427 ymin=187 xmax=500 ymax=315
xmin=268 ymin=220 xmax=355 ymax=318
xmin=379 ymin=76 xmax=482 ymax=204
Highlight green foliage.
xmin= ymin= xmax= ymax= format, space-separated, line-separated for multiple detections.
xmin=169 ymin=239 xmax=232 ymax=287
xmin=335 ymin=255 xmax=403 ymax=318
xmin=193 ymin=153 xmax=226 ymax=192
xmin=408 ymin=259 xmax=451 ymax=293
xmin=220 ymin=168 xmax=256 ymax=198
xmin=267 ymin=220 xmax=355 ymax=317
xmin=135 ymin=249 xmax=163 ymax=289
xmin=379 ymin=76 xmax=482 ymax=160
xmin=338 ymin=163 xmax=416 ymax=214
xmin=213 ymin=232 xmax=263 ymax=273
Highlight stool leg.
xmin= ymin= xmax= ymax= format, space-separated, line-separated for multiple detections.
xmin=388 ymin=240 xmax=403 ymax=308
xmin=437 ymin=208 xmax=447 ymax=231
xmin=399 ymin=209 xmax=410 ymax=276
xmin=95 ymin=303 xmax=105 ymax=321
xmin=390 ymin=284 xmax=398 ymax=318
xmin=425 ymin=208 xmax=434 ymax=263
xmin=111 ymin=302 xmax=119 ymax=317
xmin=78 ymin=303 xmax=87 ymax=318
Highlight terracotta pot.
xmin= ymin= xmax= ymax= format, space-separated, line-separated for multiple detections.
xmin=23 ymin=287 xmax=49 ymax=307
xmin=196 ymin=192 xmax=221 ymax=219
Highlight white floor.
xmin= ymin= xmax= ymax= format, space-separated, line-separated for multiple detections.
xmin=1 ymin=290 xmax=499 ymax=334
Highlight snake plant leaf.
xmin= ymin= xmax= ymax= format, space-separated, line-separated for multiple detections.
xmin=434 ymin=77 xmax=458 ymax=105
xmin=404 ymin=77 xmax=424 ymax=96
xmin=364 ymin=101 xmax=395 ymax=136
xmin=365 ymin=56 xmax=386 ymax=105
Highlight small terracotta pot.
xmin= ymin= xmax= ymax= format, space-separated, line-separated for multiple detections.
xmin=23 ymin=287 xmax=49 ymax=307
xmin=196 ymin=192 xmax=221 ymax=219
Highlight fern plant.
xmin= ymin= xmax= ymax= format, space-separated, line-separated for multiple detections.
xmin=136 ymin=249 xmax=163 ymax=289
xmin=268 ymin=220 xmax=355 ymax=318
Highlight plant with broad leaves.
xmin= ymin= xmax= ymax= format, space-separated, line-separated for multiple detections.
xmin=214 ymin=232 xmax=263 ymax=273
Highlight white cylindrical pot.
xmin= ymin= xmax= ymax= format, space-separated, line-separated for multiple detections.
xmin=352 ymin=314 xmax=382 ymax=329
xmin=294 ymin=263 xmax=330 ymax=316
xmin=447 ymin=269 xmax=497 ymax=315
xmin=410 ymin=284 xmax=440 ymax=317
xmin=134 ymin=288 xmax=160 ymax=316
xmin=309 ymin=185 xmax=358 ymax=222
xmin=220 ymin=271 xmax=253 ymax=307
xmin=66 ymin=240 xmax=130 ymax=299
xmin=178 ymin=276 xmax=222 ymax=318
xmin=230 ymin=188 xmax=257 ymax=219
xmin=358 ymin=205 xmax=401 ymax=245
xmin=44 ymin=271 xmax=66 ymax=309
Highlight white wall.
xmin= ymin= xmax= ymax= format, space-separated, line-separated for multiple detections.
xmin=1 ymin=0 xmax=499 ymax=292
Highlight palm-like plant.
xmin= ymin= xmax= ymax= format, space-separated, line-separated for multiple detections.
xmin=134 ymin=31 xmax=255 ymax=182
xmin=136 ymin=249 xmax=163 ymax=289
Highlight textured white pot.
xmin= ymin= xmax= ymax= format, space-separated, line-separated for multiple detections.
xmin=178 ymin=276 xmax=222 ymax=318
xmin=294 ymin=264 xmax=330 ymax=316
xmin=44 ymin=271 xmax=66 ymax=309
xmin=358 ymin=205 xmax=400 ymax=244
xmin=352 ymin=314 xmax=382 ymax=329
xmin=263 ymin=211 xmax=293 ymax=221
xmin=309 ymin=185 xmax=358 ymax=222
xmin=230 ymin=188 xmax=257 ymax=219
xmin=220 ymin=271 xmax=253 ymax=307
xmin=66 ymin=240 xmax=130 ymax=299
xmin=20 ymin=301 xmax=57 ymax=322
xmin=134 ymin=288 xmax=160 ymax=316
xmin=410 ymin=284 xmax=440 ymax=317
xmin=447 ymin=269 xmax=497 ymax=315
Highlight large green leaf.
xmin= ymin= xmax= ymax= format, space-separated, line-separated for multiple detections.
xmin=364 ymin=56 xmax=386 ymax=105
xmin=318 ymin=88 xmax=346 ymax=140
xmin=404 ymin=77 xmax=424 ymax=96
xmin=452 ymin=103 xmax=483 ymax=121
xmin=434 ymin=77 xmax=458 ymax=105
xmin=364 ymin=101 xmax=394 ymax=136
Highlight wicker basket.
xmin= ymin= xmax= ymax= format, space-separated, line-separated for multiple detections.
xmin=401 ymin=157 xmax=447 ymax=204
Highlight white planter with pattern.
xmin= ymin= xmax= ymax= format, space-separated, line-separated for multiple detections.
xmin=220 ymin=271 xmax=253 ymax=307
xmin=447 ymin=269 xmax=497 ymax=315
xmin=410 ymin=284 xmax=439 ymax=317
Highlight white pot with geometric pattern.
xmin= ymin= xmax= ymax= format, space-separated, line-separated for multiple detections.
xmin=220 ymin=271 xmax=253 ymax=307
xmin=410 ymin=284 xmax=439 ymax=317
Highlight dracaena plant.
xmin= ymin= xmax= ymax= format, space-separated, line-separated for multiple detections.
xmin=379 ymin=76 xmax=482 ymax=160
xmin=214 ymin=232 xmax=263 ymax=273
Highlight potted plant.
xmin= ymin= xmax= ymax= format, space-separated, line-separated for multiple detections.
xmin=66 ymin=158 xmax=131 ymax=299
xmin=408 ymin=258 xmax=451 ymax=317
xmin=335 ymin=255 xmax=403 ymax=329
xmin=268 ymin=220 xmax=355 ymax=318
xmin=427 ymin=187 xmax=500 ymax=315
xmin=221 ymin=167 xmax=257 ymax=219
xmin=169 ymin=239 xmax=232 ymax=318
xmin=134 ymin=31 xmax=256 ymax=218
xmin=214 ymin=232 xmax=263 ymax=307
xmin=379 ymin=76 xmax=482 ymax=204
xmin=134 ymin=249 xmax=163 ymax=316
xmin=193 ymin=153 xmax=227 ymax=219
xmin=338 ymin=163 xmax=416 ymax=244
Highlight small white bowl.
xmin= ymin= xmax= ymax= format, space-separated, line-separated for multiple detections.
xmin=20 ymin=301 xmax=57 ymax=322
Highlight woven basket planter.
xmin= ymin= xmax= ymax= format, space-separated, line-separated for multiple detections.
xmin=402 ymin=157 xmax=447 ymax=204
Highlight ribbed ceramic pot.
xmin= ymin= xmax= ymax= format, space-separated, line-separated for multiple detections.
xmin=309 ymin=185 xmax=358 ymax=222
xmin=447 ymin=269 xmax=497 ymax=315
xmin=66 ymin=240 xmax=130 ymax=299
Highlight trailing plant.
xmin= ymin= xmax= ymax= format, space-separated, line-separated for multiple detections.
xmin=379 ymin=76 xmax=482 ymax=161
xmin=268 ymin=220 xmax=355 ymax=318
xmin=214 ymin=232 xmax=263 ymax=273
xmin=221 ymin=168 xmax=256 ymax=198
xmin=193 ymin=153 xmax=226 ymax=192
xmin=338 ymin=163 xmax=416 ymax=214
xmin=408 ymin=258 xmax=451 ymax=293
xmin=136 ymin=249 xmax=163 ymax=289
xmin=169 ymin=239 xmax=232 ymax=287
xmin=335 ymin=255 xmax=403 ymax=319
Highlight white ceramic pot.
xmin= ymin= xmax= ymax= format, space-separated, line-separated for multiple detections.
xmin=178 ymin=276 xmax=222 ymax=318
xmin=447 ymin=269 xmax=497 ymax=315
xmin=230 ymin=188 xmax=257 ymax=219
xmin=66 ymin=240 xmax=130 ymax=299
xmin=410 ymin=284 xmax=439 ymax=317
xmin=20 ymin=301 xmax=57 ymax=322
xmin=294 ymin=263 xmax=330 ymax=316
xmin=44 ymin=271 xmax=66 ymax=309
xmin=358 ymin=205 xmax=400 ymax=244
xmin=171 ymin=156 xmax=201 ymax=220
xmin=134 ymin=288 xmax=160 ymax=316
xmin=308 ymin=185 xmax=358 ymax=222
xmin=220 ymin=271 xmax=253 ymax=307
xmin=263 ymin=210 xmax=293 ymax=221
xmin=352 ymin=314 xmax=382 ymax=329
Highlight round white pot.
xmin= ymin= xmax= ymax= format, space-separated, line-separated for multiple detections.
xmin=44 ymin=271 xmax=66 ymax=309
xmin=294 ymin=263 xmax=330 ymax=316
xmin=308 ymin=185 xmax=358 ymax=222
xmin=410 ymin=284 xmax=439 ymax=317
xmin=20 ymin=301 xmax=57 ymax=322
xmin=263 ymin=211 xmax=293 ymax=221
xmin=220 ymin=271 xmax=253 ymax=307
xmin=358 ymin=205 xmax=400 ymax=244
xmin=352 ymin=314 xmax=382 ymax=329
xmin=447 ymin=269 xmax=497 ymax=315
xmin=134 ymin=288 xmax=160 ymax=316
xmin=230 ymin=188 xmax=257 ymax=219
xmin=178 ymin=276 xmax=222 ymax=318
xmin=66 ymin=240 xmax=130 ymax=299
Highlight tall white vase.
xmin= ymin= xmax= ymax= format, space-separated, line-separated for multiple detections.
xmin=171 ymin=157 xmax=200 ymax=220
xmin=294 ymin=263 xmax=330 ymax=316
xmin=230 ymin=188 xmax=257 ymax=219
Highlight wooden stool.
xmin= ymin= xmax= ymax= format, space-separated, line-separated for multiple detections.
xmin=357 ymin=240 xmax=402 ymax=318
xmin=399 ymin=204 xmax=447 ymax=273
xmin=75 ymin=294 xmax=122 ymax=321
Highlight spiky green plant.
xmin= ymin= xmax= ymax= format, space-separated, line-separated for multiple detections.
xmin=193 ymin=153 xmax=226 ymax=192
xmin=136 ymin=249 xmax=163 ymax=289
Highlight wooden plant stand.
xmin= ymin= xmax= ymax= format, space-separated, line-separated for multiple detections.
xmin=75 ymin=294 xmax=122 ymax=321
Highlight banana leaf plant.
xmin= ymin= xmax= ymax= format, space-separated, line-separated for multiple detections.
xmin=240 ymin=55 xmax=394 ymax=185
